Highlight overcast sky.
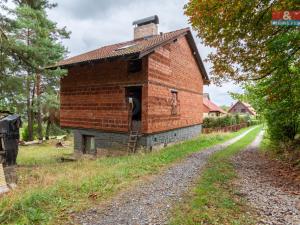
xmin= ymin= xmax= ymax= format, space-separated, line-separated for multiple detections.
xmin=47 ymin=0 xmax=242 ymax=106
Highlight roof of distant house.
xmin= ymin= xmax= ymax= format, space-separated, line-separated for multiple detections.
xmin=203 ymin=97 xmax=227 ymax=114
xmin=228 ymin=101 xmax=256 ymax=115
xmin=49 ymin=28 xmax=209 ymax=83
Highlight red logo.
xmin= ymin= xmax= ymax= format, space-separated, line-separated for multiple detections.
xmin=272 ymin=11 xmax=300 ymax=20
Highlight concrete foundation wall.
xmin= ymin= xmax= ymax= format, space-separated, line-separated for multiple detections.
xmin=73 ymin=124 xmax=202 ymax=152
xmin=144 ymin=124 xmax=202 ymax=150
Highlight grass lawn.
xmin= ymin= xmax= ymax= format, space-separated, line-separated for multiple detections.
xmin=1 ymin=127 xmax=253 ymax=225
xmin=17 ymin=140 xmax=73 ymax=166
xmin=169 ymin=126 xmax=262 ymax=225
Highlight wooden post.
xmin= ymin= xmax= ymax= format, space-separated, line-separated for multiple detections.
xmin=0 ymin=164 xmax=9 ymax=194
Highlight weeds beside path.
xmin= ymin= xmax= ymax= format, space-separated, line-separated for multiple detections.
xmin=0 ymin=127 xmax=253 ymax=225
xmin=170 ymin=126 xmax=262 ymax=225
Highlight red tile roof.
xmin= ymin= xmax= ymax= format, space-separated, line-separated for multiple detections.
xmin=203 ymin=97 xmax=227 ymax=114
xmin=50 ymin=28 xmax=209 ymax=82
xmin=55 ymin=28 xmax=189 ymax=67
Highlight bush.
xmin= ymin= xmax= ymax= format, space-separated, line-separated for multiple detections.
xmin=21 ymin=123 xmax=69 ymax=141
xmin=21 ymin=124 xmax=43 ymax=141
xmin=48 ymin=124 xmax=69 ymax=136
xmin=249 ymin=119 xmax=260 ymax=126
xmin=203 ymin=114 xmax=257 ymax=129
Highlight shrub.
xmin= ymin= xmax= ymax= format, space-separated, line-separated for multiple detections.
xmin=48 ymin=124 xmax=69 ymax=136
xmin=21 ymin=124 xmax=43 ymax=141
xmin=203 ymin=114 xmax=257 ymax=129
xmin=21 ymin=123 xmax=69 ymax=141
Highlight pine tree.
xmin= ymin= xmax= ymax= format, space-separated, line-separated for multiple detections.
xmin=2 ymin=0 xmax=69 ymax=140
xmin=0 ymin=1 xmax=26 ymax=114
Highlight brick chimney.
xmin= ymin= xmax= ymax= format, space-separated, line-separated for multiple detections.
xmin=132 ymin=15 xmax=159 ymax=40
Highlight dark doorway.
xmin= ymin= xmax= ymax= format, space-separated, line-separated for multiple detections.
xmin=126 ymin=86 xmax=142 ymax=132
xmin=126 ymin=86 xmax=142 ymax=121
xmin=83 ymin=135 xmax=96 ymax=154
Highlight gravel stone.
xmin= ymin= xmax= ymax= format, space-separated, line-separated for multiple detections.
xmin=75 ymin=128 xmax=256 ymax=225
xmin=232 ymin=131 xmax=300 ymax=225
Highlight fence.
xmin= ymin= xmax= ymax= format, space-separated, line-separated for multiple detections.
xmin=202 ymin=123 xmax=248 ymax=134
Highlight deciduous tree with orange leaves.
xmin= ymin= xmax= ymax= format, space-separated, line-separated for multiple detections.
xmin=185 ymin=1 xmax=300 ymax=144
xmin=185 ymin=0 xmax=299 ymax=83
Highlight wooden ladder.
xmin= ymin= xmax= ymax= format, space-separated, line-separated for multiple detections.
xmin=127 ymin=130 xmax=139 ymax=153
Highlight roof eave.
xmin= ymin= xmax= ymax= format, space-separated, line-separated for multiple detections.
xmin=185 ymin=30 xmax=210 ymax=84
xmin=46 ymin=28 xmax=211 ymax=84
xmin=209 ymin=110 xmax=226 ymax=113
xmin=228 ymin=101 xmax=239 ymax=113
xmin=46 ymin=52 xmax=140 ymax=70
xmin=138 ymin=31 xmax=188 ymax=59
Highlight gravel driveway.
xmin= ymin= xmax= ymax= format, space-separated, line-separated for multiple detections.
xmin=232 ymin=131 xmax=300 ymax=225
xmin=75 ymin=127 xmax=256 ymax=225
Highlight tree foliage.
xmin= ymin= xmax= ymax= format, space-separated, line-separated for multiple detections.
xmin=185 ymin=0 xmax=300 ymax=146
xmin=0 ymin=0 xmax=69 ymax=140
xmin=185 ymin=0 xmax=299 ymax=84
xmin=242 ymin=66 xmax=300 ymax=142
xmin=203 ymin=114 xmax=252 ymax=129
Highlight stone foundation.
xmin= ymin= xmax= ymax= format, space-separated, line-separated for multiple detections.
xmin=73 ymin=124 xmax=202 ymax=153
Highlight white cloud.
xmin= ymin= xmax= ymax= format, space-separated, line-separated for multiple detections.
xmin=47 ymin=0 xmax=243 ymax=105
xmin=204 ymin=83 xmax=243 ymax=106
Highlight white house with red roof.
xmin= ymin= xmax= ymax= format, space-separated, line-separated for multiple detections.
xmin=203 ymin=93 xmax=227 ymax=118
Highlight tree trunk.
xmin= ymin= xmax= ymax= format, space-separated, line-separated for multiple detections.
xmin=26 ymin=76 xmax=34 ymax=141
xmin=36 ymin=73 xmax=43 ymax=141
xmin=26 ymin=29 xmax=34 ymax=141
xmin=45 ymin=120 xmax=51 ymax=140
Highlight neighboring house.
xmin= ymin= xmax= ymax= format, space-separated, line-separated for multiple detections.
xmin=203 ymin=94 xmax=227 ymax=118
xmin=53 ymin=15 xmax=209 ymax=153
xmin=228 ymin=101 xmax=256 ymax=116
